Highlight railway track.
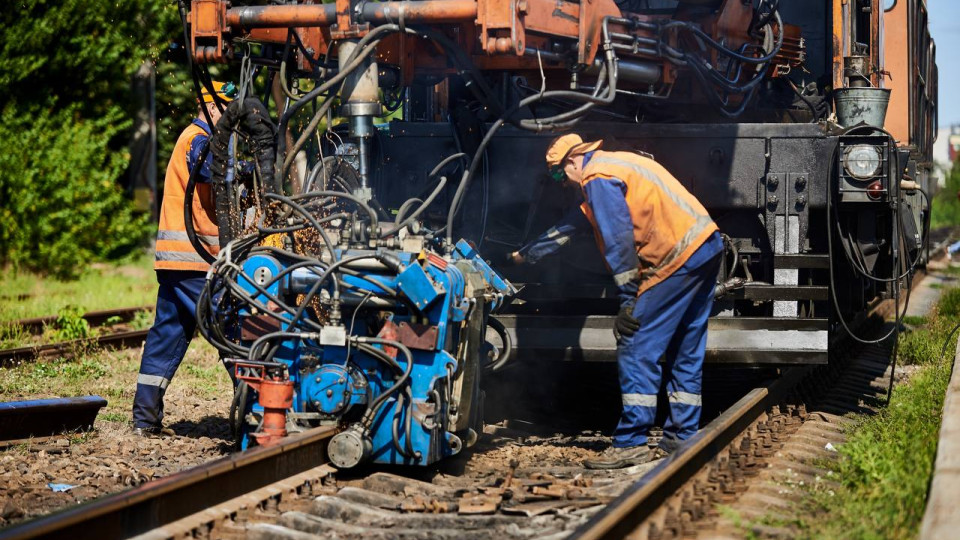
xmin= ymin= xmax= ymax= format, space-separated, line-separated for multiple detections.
xmin=0 ymin=329 xmax=150 ymax=366
xmin=0 ymin=311 xmax=896 ymax=540
xmin=0 ymin=396 xmax=108 ymax=447
xmin=0 ymin=306 xmax=153 ymax=366
xmin=4 ymin=306 xmax=153 ymax=336
xmin=0 ymin=246 xmax=941 ymax=538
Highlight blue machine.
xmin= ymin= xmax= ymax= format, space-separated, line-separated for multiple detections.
xmin=220 ymin=238 xmax=515 ymax=468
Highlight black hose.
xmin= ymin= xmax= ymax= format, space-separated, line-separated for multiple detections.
xmin=357 ymin=337 xmax=415 ymax=430
xmin=486 ymin=316 xmax=514 ymax=371
xmin=209 ymin=98 xmax=280 ymax=238
xmin=444 ymin=22 xmax=624 ymax=244
xmin=786 ymin=79 xmax=821 ymax=122
xmin=183 ymin=146 xmax=218 ymax=265
xmin=262 ymin=193 xmax=339 ymax=262
xmin=276 ymin=24 xmax=401 ymax=181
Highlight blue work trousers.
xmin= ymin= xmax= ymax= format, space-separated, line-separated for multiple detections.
xmin=613 ymin=253 xmax=721 ymax=447
xmin=132 ymin=270 xmax=207 ymax=429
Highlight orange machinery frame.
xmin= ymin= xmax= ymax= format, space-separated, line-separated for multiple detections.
xmin=189 ymin=0 xmax=769 ymax=90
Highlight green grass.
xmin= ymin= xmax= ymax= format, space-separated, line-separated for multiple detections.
xmin=0 ymin=356 xmax=110 ymax=395
xmin=0 ymin=339 xmax=229 ymax=429
xmin=0 ymin=252 xmax=155 ymax=322
xmin=0 ymin=322 xmax=29 ymax=349
xmin=902 ymin=315 xmax=927 ymax=327
xmin=793 ymin=287 xmax=960 ymax=539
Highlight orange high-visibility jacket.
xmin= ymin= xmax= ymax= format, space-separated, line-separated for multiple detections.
xmin=578 ymin=151 xmax=718 ymax=296
xmin=155 ymin=122 xmax=220 ymax=271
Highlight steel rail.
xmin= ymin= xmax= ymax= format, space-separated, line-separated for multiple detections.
xmin=0 ymin=426 xmax=337 ymax=540
xmin=569 ymin=366 xmax=810 ymax=540
xmin=0 ymin=329 xmax=150 ymax=366
xmin=2 ymin=306 xmax=153 ymax=336
xmin=0 ymin=396 xmax=108 ymax=444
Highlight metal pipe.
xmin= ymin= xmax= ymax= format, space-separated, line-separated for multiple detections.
xmin=226 ymin=1 xmax=478 ymax=29
xmin=524 ymin=47 xmax=661 ymax=86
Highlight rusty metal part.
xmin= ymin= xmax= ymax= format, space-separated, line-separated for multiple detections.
xmin=253 ymin=379 xmax=295 ymax=446
xmin=224 ymin=1 xmax=479 ymax=29
xmin=458 ymin=494 xmax=501 ymax=514
xmin=397 ymin=321 xmax=439 ymax=350
xmin=240 ymin=313 xmax=284 ymax=340
xmin=3 ymin=306 xmax=153 ymax=336
xmin=769 ymin=23 xmax=806 ymax=77
xmin=234 ymin=362 xmax=296 ymax=446
xmin=0 ymin=396 xmax=107 ymax=442
xmin=0 ymin=329 xmax=150 ymax=367
xmin=207 ymin=0 xmax=628 ymax=66
xmin=0 ymin=426 xmax=336 ymax=540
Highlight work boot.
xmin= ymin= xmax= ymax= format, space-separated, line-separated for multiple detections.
xmin=657 ymin=434 xmax=684 ymax=457
xmin=133 ymin=425 xmax=175 ymax=437
xmin=583 ymin=445 xmax=651 ymax=469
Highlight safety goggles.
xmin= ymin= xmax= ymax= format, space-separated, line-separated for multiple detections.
xmin=549 ymin=164 xmax=566 ymax=183
xmin=221 ymin=81 xmax=239 ymax=99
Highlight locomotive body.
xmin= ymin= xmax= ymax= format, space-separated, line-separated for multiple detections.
xmin=182 ymin=0 xmax=937 ymax=466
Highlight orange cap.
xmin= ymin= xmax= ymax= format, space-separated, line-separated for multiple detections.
xmin=545 ymin=134 xmax=602 ymax=167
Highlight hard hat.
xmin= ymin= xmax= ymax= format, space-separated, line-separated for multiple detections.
xmin=200 ymin=81 xmax=238 ymax=103
xmin=545 ymin=134 xmax=602 ymax=167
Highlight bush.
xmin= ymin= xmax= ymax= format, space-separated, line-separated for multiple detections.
xmin=931 ymin=162 xmax=960 ymax=229
xmin=0 ymin=0 xmax=192 ymax=277
xmin=0 ymin=101 xmax=153 ymax=277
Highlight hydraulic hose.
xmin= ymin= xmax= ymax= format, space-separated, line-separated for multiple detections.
xmin=444 ymin=49 xmax=617 ymax=245
xmin=277 ymin=24 xmax=402 ymax=181
xmin=486 ymin=316 xmax=514 ymax=371
xmin=183 ymin=146 xmax=218 ymax=265
xmin=209 ymin=97 xmax=279 ymax=235
xmin=356 ymin=337 xmax=415 ymax=430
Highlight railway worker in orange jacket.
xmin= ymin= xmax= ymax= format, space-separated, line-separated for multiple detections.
xmin=132 ymin=81 xmax=236 ymax=436
xmin=508 ymin=134 xmax=722 ymax=468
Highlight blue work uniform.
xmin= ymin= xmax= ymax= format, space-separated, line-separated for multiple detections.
xmin=132 ymin=120 xmax=214 ymax=431
xmin=521 ymin=152 xmax=722 ymax=447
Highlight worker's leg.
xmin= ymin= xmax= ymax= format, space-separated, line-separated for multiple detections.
xmin=660 ymin=254 xmax=721 ymax=450
xmin=612 ymin=277 xmax=696 ymax=448
xmin=132 ymin=270 xmax=206 ymax=430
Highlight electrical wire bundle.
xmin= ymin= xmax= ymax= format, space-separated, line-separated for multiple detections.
xmin=612 ymin=0 xmax=783 ymax=117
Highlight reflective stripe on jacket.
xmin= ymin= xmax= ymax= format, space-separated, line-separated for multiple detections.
xmin=155 ymin=122 xmax=220 ymax=271
xmin=578 ymin=151 xmax=718 ymax=296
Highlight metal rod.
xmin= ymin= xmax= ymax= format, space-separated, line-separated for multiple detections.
xmin=226 ymin=1 xmax=478 ymax=29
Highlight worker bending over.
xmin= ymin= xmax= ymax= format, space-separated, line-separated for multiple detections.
xmin=132 ymin=81 xmax=236 ymax=436
xmin=509 ymin=135 xmax=722 ymax=469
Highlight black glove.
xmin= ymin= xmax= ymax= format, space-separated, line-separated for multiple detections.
xmin=614 ymin=300 xmax=641 ymax=341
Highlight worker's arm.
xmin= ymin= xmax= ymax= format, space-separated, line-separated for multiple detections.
xmin=187 ymin=135 xmax=213 ymax=183
xmin=583 ymin=177 xmax=640 ymax=302
xmin=515 ymin=207 xmax=593 ymax=264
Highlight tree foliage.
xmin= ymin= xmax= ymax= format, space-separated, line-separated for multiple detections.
xmin=0 ymin=102 xmax=151 ymax=277
xmin=931 ymin=161 xmax=960 ymax=230
xmin=0 ymin=0 xmax=195 ymax=277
